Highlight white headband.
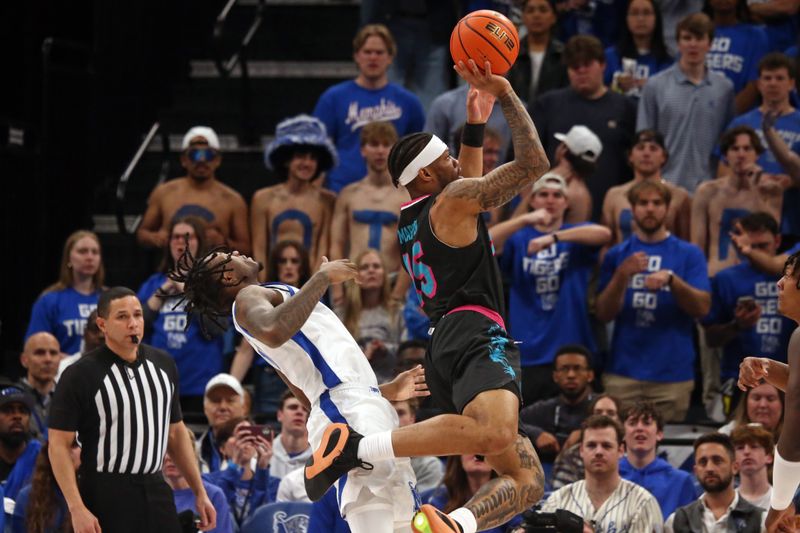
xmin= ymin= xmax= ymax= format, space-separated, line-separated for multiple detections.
xmin=397 ymin=135 xmax=449 ymax=186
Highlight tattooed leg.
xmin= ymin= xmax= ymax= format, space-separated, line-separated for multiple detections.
xmin=465 ymin=435 xmax=544 ymax=530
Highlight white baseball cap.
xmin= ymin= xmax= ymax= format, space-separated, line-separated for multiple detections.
xmin=532 ymin=172 xmax=568 ymax=194
xmin=554 ymin=125 xmax=602 ymax=163
xmin=204 ymin=373 xmax=244 ymax=397
xmin=182 ymin=126 xmax=220 ymax=150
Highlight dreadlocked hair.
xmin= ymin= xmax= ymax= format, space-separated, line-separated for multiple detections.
xmin=164 ymin=245 xmax=240 ymax=337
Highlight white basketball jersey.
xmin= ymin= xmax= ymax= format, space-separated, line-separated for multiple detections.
xmin=232 ymin=283 xmax=378 ymax=404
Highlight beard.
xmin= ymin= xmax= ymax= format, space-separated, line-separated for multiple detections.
xmin=636 ymin=217 xmax=665 ymax=235
xmin=700 ymin=472 xmax=733 ymax=494
xmin=561 ymin=386 xmax=587 ymax=401
xmin=0 ymin=430 xmax=29 ymax=449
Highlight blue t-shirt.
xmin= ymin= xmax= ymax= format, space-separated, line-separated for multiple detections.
xmin=173 ymin=481 xmax=234 ymax=533
xmin=715 ymin=107 xmax=800 ymax=173
xmin=705 ymin=262 xmax=794 ymax=379
xmin=604 ymin=47 xmax=673 ymax=97
xmin=138 ymin=274 xmax=226 ymax=396
xmin=706 ymin=24 xmax=769 ymax=94
xmin=599 ymin=235 xmax=710 ymax=382
xmin=25 ymin=287 xmax=100 ymax=356
xmin=313 ymin=80 xmax=425 ymax=193
xmin=500 ymin=223 xmax=600 ymax=366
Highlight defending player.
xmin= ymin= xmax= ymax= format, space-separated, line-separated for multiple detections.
xmin=736 ymin=250 xmax=800 ymax=531
xmin=305 ymin=59 xmax=550 ymax=533
xmin=169 ymin=250 xmax=429 ymax=533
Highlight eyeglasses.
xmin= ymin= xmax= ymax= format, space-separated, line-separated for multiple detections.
xmin=278 ymin=257 xmax=301 ymax=265
xmin=186 ymin=148 xmax=218 ymax=163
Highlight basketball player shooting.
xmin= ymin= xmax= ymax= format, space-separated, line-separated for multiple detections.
xmin=304 ymin=58 xmax=551 ymax=533
xmin=737 ymin=250 xmax=800 ymax=532
xmin=167 ymin=250 xmax=430 ymax=533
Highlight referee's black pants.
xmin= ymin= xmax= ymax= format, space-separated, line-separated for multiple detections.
xmin=79 ymin=470 xmax=181 ymax=533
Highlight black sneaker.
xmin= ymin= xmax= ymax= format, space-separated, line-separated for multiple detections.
xmin=304 ymin=423 xmax=372 ymax=501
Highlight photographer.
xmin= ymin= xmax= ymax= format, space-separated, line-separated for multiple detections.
xmin=539 ymin=415 xmax=662 ymax=532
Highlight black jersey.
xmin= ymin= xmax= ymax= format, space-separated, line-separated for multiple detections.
xmin=397 ymin=194 xmax=506 ymax=326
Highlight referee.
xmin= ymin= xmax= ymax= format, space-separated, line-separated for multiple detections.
xmin=48 ymin=287 xmax=216 ymax=533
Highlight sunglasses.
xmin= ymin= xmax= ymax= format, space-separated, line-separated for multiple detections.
xmin=186 ymin=148 xmax=218 ymax=163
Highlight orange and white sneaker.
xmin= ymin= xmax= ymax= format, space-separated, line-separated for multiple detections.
xmin=303 ymin=423 xmax=371 ymax=502
xmin=412 ymin=504 xmax=464 ymax=533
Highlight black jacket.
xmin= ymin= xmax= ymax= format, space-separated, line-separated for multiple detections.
xmin=506 ymin=38 xmax=569 ymax=106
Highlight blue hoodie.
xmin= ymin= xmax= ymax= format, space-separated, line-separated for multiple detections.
xmin=619 ymin=456 xmax=698 ymax=520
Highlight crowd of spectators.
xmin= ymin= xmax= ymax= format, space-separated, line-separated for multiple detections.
xmin=10 ymin=1 xmax=800 ymax=531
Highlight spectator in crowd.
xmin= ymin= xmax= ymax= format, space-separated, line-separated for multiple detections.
xmin=659 ymin=0 xmax=704 ymax=55
xmin=394 ymin=339 xmax=439 ymax=422
xmin=531 ymin=35 xmax=637 ymax=221
xmin=138 ymin=215 xmax=227 ymax=414
xmin=541 ymin=415 xmax=663 ymax=531
xmin=720 ymin=382 xmax=784 ymax=441
xmin=760 ymin=89 xmax=800 ymax=239
xmin=56 ymin=309 xmax=103 ymax=380
xmin=637 ymin=13 xmax=735 ymax=192
xmin=665 ymin=433 xmax=765 ymax=532
xmin=492 ymin=175 xmax=610 ymax=404
xmin=602 ymin=129 xmax=691 ymax=244
xmin=605 ymin=0 xmax=673 ymax=99
xmin=137 ymin=126 xmax=250 ymax=254
xmin=26 ymin=230 xmax=104 ymax=356
xmin=365 ymin=3 xmax=457 ymax=112
xmin=424 ymin=455 xmax=522 ymax=533
xmin=507 ymin=0 xmax=569 ymax=106
xmin=596 ymin=180 xmax=711 ymax=421
xmin=551 ymin=394 xmax=622 ymax=489
xmin=198 ymin=374 xmax=247 ymax=473
xmin=267 ymin=390 xmax=311 ymax=502
xmin=313 ymin=24 xmax=425 ymax=194
xmin=229 ymin=240 xmax=311 ymax=416
xmin=704 ymin=0 xmax=769 ymax=113
xmin=12 ymin=440 xmax=76 ymax=533
xmin=619 ymin=401 xmax=698 ymax=520
xmin=731 ymin=423 xmax=774 ymax=511
xmin=425 ymin=88 xmax=510 ymax=162
xmin=338 ymin=249 xmax=404 ymax=383
xmin=519 ymin=345 xmax=596 ymax=461
xmin=164 ymin=427 xmax=233 ymax=533
xmin=730 ymin=225 xmax=800 ymax=279
xmin=330 ymin=121 xmax=407 ymax=283
xmin=205 ymin=418 xmax=272 ymax=527
xmin=254 ymin=115 xmax=337 ymax=275
xmin=704 ymin=212 xmax=794 ymax=414
xmin=554 ymin=0 xmax=628 ymax=48
xmin=750 ymin=0 xmax=799 ymax=52
xmin=513 ymin=126 xmax=600 ymax=224
xmin=0 ymin=387 xmax=41 ymax=502
xmin=718 ymin=54 xmax=800 ymax=178
xmin=17 ymin=333 xmax=60 ymax=438
xmin=692 ymin=126 xmax=781 ymax=277
xmin=392 ymin=398 xmax=444 ymax=494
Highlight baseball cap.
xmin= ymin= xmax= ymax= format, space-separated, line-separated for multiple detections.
xmin=0 ymin=386 xmax=34 ymax=412
xmin=554 ymin=125 xmax=602 ymax=163
xmin=204 ymin=374 xmax=244 ymax=398
xmin=532 ymin=172 xmax=568 ymax=194
xmin=182 ymin=126 xmax=220 ymax=150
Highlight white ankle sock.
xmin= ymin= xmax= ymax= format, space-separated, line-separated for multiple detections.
xmin=356 ymin=431 xmax=395 ymax=462
xmin=771 ymin=449 xmax=800 ymax=510
xmin=449 ymin=508 xmax=477 ymax=533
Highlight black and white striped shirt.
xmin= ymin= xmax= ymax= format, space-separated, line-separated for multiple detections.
xmin=50 ymin=344 xmax=181 ymax=474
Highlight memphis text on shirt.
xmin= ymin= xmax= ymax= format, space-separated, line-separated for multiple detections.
xmin=346 ymin=99 xmax=403 ymax=131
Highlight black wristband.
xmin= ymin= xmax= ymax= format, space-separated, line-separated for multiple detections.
xmin=461 ymin=123 xmax=486 ymax=148
xmin=552 ymin=233 xmax=559 ymax=244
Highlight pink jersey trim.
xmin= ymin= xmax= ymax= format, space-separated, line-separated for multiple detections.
xmin=400 ymin=194 xmax=431 ymax=209
xmin=445 ymin=305 xmax=506 ymax=330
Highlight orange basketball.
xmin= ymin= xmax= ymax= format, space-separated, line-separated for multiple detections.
xmin=450 ymin=10 xmax=520 ymax=76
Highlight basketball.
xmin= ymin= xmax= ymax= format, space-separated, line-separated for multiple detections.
xmin=450 ymin=10 xmax=520 ymax=76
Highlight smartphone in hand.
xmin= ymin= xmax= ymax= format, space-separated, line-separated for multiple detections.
xmin=243 ymin=425 xmax=274 ymax=442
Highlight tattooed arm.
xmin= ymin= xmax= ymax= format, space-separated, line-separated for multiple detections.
xmin=438 ymin=61 xmax=550 ymax=216
xmin=235 ymin=258 xmax=358 ymax=347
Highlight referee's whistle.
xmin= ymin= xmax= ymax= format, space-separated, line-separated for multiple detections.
xmin=130 ymin=335 xmax=139 ymax=344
